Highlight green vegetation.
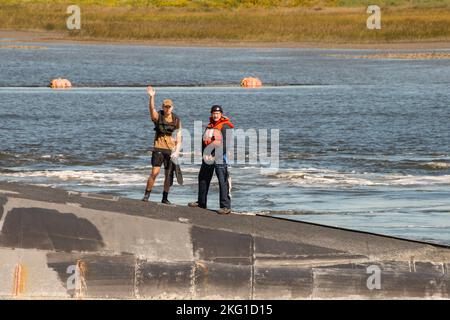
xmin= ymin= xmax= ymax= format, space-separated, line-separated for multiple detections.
xmin=0 ymin=1 xmax=449 ymax=43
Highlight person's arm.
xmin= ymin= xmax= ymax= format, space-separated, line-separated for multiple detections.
xmin=147 ymin=86 xmax=159 ymax=122
xmin=209 ymin=124 xmax=229 ymax=147
xmin=172 ymin=121 xmax=182 ymax=157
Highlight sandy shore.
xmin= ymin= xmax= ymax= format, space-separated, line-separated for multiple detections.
xmin=1 ymin=29 xmax=450 ymax=50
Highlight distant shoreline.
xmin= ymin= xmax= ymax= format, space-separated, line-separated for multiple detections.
xmin=1 ymin=3 xmax=450 ymax=48
xmin=2 ymin=30 xmax=450 ymax=50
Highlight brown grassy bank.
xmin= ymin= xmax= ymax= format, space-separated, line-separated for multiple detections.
xmin=0 ymin=3 xmax=449 ymax=43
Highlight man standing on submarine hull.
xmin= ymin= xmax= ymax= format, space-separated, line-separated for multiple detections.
xmin=188 ymin=105 xmax=234 ymax=214
xmin=142 ymin=86 xmax=182 ymax=204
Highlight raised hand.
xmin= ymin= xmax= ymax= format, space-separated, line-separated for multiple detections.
xmin=147 ymin=86 xmax=156 ymax=97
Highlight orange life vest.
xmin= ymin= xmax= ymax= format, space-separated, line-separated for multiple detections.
xmin=203 ymin=116 xmax=234 ymax=147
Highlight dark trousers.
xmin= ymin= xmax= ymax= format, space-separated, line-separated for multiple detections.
xmin=198 ymin=162 xmax=231 ymax=209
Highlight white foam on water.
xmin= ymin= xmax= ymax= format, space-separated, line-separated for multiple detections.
xmin=2 ymin=167 xmax=199 ymax=187
xmin=264 ymin=168 xmax=450 ymax=187
xmin=376 ymin=174 xmax=450 ymax=186
xmin=4 ymin=165 xmax=450 ymax=191
xmin=174 ymin=167 xmax=199 ymax=173
xmin=3 ymin=169 xmax=147 ymax=186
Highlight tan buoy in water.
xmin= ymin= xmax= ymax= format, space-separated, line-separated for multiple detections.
xmin=50 ymin=78 xmax=72 ymax=89
xmin=240 ymin=77 xmax=262 ymax=88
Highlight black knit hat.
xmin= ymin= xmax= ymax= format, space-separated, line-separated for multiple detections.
xmin=210 ymin=105 xmax=223 ymax=113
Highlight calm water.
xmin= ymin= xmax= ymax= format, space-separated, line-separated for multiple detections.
xmin=1 ymin=42 xmax=450 ymax=245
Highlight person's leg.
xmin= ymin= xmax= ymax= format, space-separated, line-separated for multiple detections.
xmin=197 ymin=162 xmax=214 ymax=208
xmin=143 ymin=151 xmax=163 ymax=201
xmin=143 ymin=166 xmax=161 ymax=201
xmin=161 ymin=152 xmax=173 ymax=203
xmin=215 ymin=164 xmax=231 ymax=209
xmin=163 ymin=169 xmax=171 ymax=192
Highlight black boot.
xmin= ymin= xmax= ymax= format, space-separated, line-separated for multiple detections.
xmin=161 ymin=191 xmax=171 ymax=204
xmin=142 ymin=189 xmax=151 ymax=202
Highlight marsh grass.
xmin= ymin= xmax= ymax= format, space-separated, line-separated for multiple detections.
xmin=1 ymin=2 xmax=449 ymax=43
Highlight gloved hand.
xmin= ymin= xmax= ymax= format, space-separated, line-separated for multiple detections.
xmin=171 ymin=151 xmax=180 ymax=164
